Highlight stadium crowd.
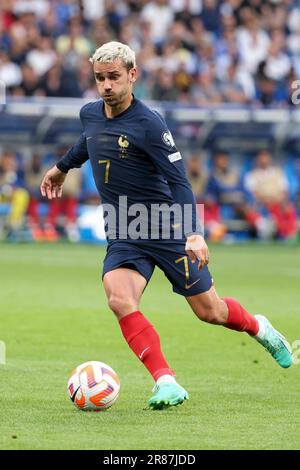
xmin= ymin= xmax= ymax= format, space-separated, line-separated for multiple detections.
xmin=1 ymin=0 xmax=300 ymax=242
xmin=1 ymin=147 xmax=299 ymax=242
xmin=0 ymin=0 xmax=300 ymax=106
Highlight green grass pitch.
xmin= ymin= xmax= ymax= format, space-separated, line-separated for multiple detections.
xmin=0 ymin=242 xmax=299 ymax=450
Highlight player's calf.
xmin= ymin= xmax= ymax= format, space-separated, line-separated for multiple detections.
xmin=187 ymin=290 xmax=228 ymax=325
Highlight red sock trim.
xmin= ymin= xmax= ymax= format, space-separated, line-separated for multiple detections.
xmin=119 ymin=311 xmax=174 ymax=381
xmin=223 ymin=298 xmax=259 ymax=336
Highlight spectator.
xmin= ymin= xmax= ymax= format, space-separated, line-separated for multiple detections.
xmin=244 ymin=150 xmax=298 ymax=240
xmin=205 ymin=151 xmax=249 ymax=241
xmin=187 ymin=154 xmax=208 ymax=201
xmin=186 ymin=152 xmax=227 ymax=241
xmin=151 ymin=68 xmax=178 ymax=101
xmin=207 ymin=151 xmax=245 ymax=206
xmin=0 ymin=0 xmax=298 ymax=104
xmin=42 ymin=146 xmax=81 ymax=241
xmin=20 ymin=63 xmax=42 ymax=96
xmin=237 ymin=9 xmax=270 ymax=76
xmin=244 ymin=150 xmax=288 ymax=206
xmin=41 ymin=62 xmax=83 ymax=97
xmin=255 ymin=74 xmax=287 ymax=107
xmin=140 ymin=0 xmax=174 ymax=47
xmin=219 ymin=59 xmax=253 ymax=103
xmin=26 ymin=36 xmax=57 ymax=77
xmin=191 ymin=65 xmax=222 ymax=106
xmin=82 ymin=0 xmax=105 ymax=22
xmin=268 ymin=196 xmax=298 ymax=241
xmin=26 ymin=153 xmax=47 ymax=240
xmin=13 ymin=1 xmax=50 ymax=20
xmin=200 ymin=0 xmax=221 ymax=35
xmin=0 ymin=150 xmax=29 ymax=238
xmin=0 ymin=49 xmax=22 ymax=88
xmin=55 ymin=17 xmax=92 ymax=58
xmin=263 ymin=31 xmax=291 ymax=82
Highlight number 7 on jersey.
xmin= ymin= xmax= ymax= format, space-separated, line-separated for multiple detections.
xmin=98 ymin=159 xmax=110 ymax=184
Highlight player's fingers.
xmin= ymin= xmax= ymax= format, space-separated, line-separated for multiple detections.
xmin=57 ymin=185 xmax=63 ymax=198
xmin=198 ymin=258 xmax=205 ymax=270
xmin=41 ymin=176 xmax=52 ymax=199
xmin=193 ymin=250 xmax=205 ymax=270
xmin=46 ymin=183 xmax=52 ymax=199
xmin=186 ymin=250 xmax=196 ymax=263
xmin=45 ymin=183 xmax=52 ymax=200
xmin=198 ymin=247 xmax=209 ymax=267
xmin=51 ymin=186 xmax=57 ymax=199
xmin=40 ymin=178 xmax=48 ymax=197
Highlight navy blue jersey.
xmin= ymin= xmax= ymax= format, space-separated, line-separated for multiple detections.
xmin=57 ymin=97 xmax=202 ymax=241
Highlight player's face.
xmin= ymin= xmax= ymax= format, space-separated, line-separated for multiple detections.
xmin=93 ymin=59 xmax=137 ymax=107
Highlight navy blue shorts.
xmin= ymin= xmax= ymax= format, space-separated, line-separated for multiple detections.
xmin=102 ymin=241 xmax=213 ymax=297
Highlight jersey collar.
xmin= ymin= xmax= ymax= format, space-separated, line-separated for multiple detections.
xmin=102 ymin=94 xmax=137 ymax=120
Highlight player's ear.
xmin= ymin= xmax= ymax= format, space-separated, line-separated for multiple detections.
xmin=129 ymin=68 xmax=137 ymax=83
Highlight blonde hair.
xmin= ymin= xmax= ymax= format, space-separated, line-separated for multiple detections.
xmin=89 ymin=41 xmax=136 ymax=70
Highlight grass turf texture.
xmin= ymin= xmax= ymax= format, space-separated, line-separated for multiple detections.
xmin=0 ymin=242 xmax=299 ymax=450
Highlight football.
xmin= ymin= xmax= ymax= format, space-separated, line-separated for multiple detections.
xmin=67 ymin=361 xmax=120 ymax=411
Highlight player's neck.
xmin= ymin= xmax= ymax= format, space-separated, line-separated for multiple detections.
xmin=104 ymin=94 xmax=134 ymax=119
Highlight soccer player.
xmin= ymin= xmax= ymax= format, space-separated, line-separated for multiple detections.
xmin=40 ymin=42 xmax=293 ymax=410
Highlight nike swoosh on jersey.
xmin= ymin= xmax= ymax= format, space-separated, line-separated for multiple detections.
xmin=185 ymin=278 xmax=201 ymax=289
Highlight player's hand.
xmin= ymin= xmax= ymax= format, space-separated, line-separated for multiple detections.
xmin=40 ymin=165 xmax=67 ymax=200
xmin=185 ymin=234 xmax=209 ymax=270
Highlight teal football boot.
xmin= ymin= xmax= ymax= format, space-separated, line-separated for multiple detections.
xmin=148 ymin=382 xmax=189 ymax=410
xmin=255 ymin=315 xmax=293 ymax=368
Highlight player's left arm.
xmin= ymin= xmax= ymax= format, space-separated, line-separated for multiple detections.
xmin=142 ymin=114 xmax=209 ymax=269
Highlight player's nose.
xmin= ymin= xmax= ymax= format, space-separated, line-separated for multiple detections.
xmin=103 ymin=78 xmax=112 ymax=90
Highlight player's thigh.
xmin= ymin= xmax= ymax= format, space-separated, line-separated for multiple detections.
xmin=103 ymin=268 xmax=147 ymax=317
xmin=102 ymin=242 xmax=154 ymax=316
xmin=103 ymin=267 xmax=147 ymax=302
xmin=102 ymin=242 xmax=155 ymax=286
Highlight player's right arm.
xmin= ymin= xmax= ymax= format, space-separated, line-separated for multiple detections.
xmin=40 ymin=132 xmax=88 ymax=200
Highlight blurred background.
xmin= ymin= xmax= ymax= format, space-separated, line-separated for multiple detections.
xmin=0 ymin=0 xmax=300 ymax=244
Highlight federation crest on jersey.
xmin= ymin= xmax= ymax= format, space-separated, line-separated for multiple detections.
xmin=118 ymin=135 xmax=129 ymax=158
xmin=162 ymin=131 xmax=175 ymax=148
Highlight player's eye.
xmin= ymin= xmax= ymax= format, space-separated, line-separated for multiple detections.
xmin=94 ymin=74 xmax=120 ymax=82
xmin=95 ymin=74 xmax=104 ymax=82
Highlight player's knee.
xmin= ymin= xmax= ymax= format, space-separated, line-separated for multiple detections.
xmin=107 ymin=294 xmax=137 ymax=318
